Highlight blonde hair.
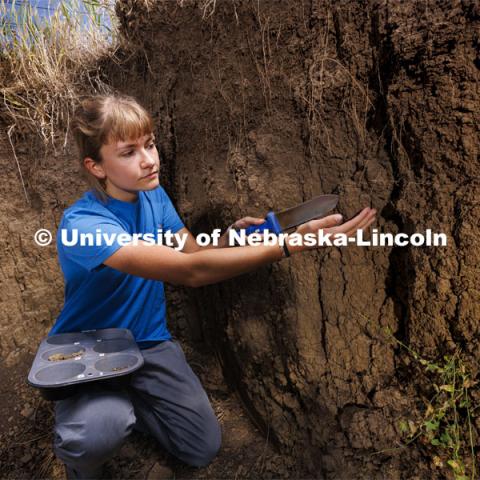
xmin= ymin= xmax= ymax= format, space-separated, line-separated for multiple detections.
xmin=71 ymin=94 xmax=154 ymax=202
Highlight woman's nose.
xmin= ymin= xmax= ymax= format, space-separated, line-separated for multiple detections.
xmin=140 ymin=149 xmax=156 ymax=167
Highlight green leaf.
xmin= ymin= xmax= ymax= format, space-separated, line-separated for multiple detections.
xmin=436 ymin=410 xmax=446 ymax=420
xmin=440 ymin=384 xmax=455 ymax=393
xmin=425 ymin=420 xmax=439 ymax=432
xmin=440 ymin=432 xmax=452 ymax=446
xmin=398 ymin=420 xmax=409 ymax=433
xmin=447 ymin=459 xmax=461 ymax=471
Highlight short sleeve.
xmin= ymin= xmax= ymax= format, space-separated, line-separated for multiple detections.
xmin=58 ymin=213 xmax=132 ymax=272
xmin=158 ymin=187 xmax=185 ymax=234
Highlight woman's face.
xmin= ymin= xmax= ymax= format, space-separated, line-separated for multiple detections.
xmin=90 ymin=133 xmax=160 ymax=202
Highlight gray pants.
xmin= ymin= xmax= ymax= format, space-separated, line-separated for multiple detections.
xmin=53 ymin=340 xmax=222 ymax=479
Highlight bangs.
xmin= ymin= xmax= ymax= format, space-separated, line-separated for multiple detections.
xmin=101 ymin=97 xmax=153 ymax=144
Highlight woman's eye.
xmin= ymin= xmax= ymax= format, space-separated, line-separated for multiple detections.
xmin=147 ymin=142 xmax=155 ymax=150
xmin=122 ymin=150 xmax=134 ymax=157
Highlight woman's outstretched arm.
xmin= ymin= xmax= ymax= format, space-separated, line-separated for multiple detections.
xmin=103 ymin=208 xmax=376 ymax=287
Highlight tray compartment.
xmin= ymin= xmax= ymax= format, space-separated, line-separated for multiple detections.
xmin=91 ymin=328 xmax=131 ymax=341
xmin=42 ymin=346 xmax=86 ymax=362
xmin=93 ymin=339 xmax=132 ymax=354
xmin=35 ymin=362 xmax=86 ymax=383
xmin=46 ymin=332 xmax=84 ymax=345
xmin=94 ymin=354 xmax=139 ymax=373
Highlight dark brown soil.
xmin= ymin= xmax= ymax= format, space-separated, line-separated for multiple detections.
xmin=1 ymin=0 xmax=479 ymax=479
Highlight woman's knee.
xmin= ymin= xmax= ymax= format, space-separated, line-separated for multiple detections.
xmin=54 ymin=389 xmax=136 ymax=468
xmin=177 ymin=409 xmax=222 ymax=468
xmin=194 ymin=418 xmax=222 ymax=467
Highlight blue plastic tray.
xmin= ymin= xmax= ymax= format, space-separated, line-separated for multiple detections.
xmin=27 ymin=328 xmax=144 ymax=400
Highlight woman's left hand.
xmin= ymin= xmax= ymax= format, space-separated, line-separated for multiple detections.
xmin=219 ymin=216 xmax=265 ymax=247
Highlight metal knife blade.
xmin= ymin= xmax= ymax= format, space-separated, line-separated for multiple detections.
xmin=275 ymin=194 xmax=339 ymax=231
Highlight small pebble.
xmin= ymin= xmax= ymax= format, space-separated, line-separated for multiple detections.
xmin=119 ymin=443 xmax=136 ymax=459
xmin=20 ymin=453 xmax=32 ymax=464
xmin=147 ymin=462 xmax=174 ymax=480
xmin=20 ymin=406 xmax=34 ymax=418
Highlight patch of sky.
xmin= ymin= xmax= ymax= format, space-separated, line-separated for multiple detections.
xmin=1 ymin=0 xmax=115 ymax=41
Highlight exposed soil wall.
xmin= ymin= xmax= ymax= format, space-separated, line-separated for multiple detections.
xmin=112 ymin=0 xmax=480 ymax=477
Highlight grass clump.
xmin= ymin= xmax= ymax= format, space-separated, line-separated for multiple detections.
xmin=0 ymin=0 xmax=117 ymax=148
xmin=389 ymin=331 xmax=478 ymax=480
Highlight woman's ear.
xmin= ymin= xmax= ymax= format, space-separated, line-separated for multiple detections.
xmin=83 ymin=157 xmax=106 ymax=180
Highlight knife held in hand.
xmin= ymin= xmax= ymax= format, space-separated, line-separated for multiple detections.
xmin=244 ymin=194 xmax=339 ymax=235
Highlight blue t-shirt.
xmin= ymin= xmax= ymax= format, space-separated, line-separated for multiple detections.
xmin=49 ymin=186 xmax=185 ymax=346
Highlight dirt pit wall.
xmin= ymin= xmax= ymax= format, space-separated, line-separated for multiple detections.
xmin=113 ymin=0 xmax=479 ymax=477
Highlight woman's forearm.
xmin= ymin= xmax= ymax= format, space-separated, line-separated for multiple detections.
xmin=188 ymin=243 xmax=284 ymax=287
xmin=104 ymin=238 xmax=300 ymax=287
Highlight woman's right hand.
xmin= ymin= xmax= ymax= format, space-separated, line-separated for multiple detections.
xmin=291 ymin=207 xmax=377 ymax=253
